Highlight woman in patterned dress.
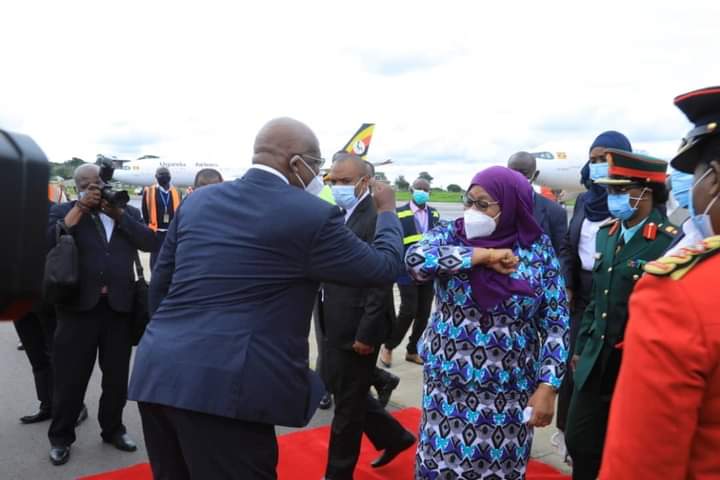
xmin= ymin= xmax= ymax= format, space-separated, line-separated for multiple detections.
xmin=407 ymin=166 xmax=570 ymax=480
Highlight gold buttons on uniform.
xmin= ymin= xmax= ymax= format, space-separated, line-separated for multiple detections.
xmin=602 ymin=313 xmax=607 ymax=319
xmin=601 ymin=335 xmax=605 ymax=340
xmin=604 ymin=289 xmax=609 ymax=295
xmin=608 ymin=267 xmax=613 ymax=272
xmin=633 ymin=274 xmax=640 ymax=281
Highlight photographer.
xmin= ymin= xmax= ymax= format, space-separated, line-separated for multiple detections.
xmin=46 ymin=164 xmax=154 ymax=466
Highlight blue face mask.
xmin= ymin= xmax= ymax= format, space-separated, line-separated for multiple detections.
xmin=331 ymin=180 xmax=363 ymax=210
xmin=412 ymin=190 xmax=429 ymax=205
xmin=670 ymin=169 xmax=693 ymax=209
xmin=589 ymin=162 xmax=609 ymax=182
xmin=607 ymin=192 xmax=638 ymax=221
xmin=689 ymin=168 xmax=718 ymax=238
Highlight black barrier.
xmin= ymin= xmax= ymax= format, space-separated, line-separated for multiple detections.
xmin=0 ymin=130 xmax=49 ymax=318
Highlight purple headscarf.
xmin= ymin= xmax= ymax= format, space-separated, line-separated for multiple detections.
xmin=454 ymin=166 xmax=544 ymax=309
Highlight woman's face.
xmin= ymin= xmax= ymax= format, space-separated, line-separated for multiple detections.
xmin=465 ymin=185 xmax=502 ymax=223
xmin=589 ymin=147 xmax=607 ymax=164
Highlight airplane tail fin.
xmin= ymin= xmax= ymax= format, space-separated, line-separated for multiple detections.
xmin=340 ymin=123 xmax=375 ymax=160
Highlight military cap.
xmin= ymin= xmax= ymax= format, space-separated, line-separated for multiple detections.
xmin=671 ymin=86 xmax=720 ymax=174
xmin=595 ymin=148 xmax=668 ymax=185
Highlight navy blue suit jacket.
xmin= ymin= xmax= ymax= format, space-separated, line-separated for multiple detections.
xmin=48 ymin=202 xmax=155 ymax=312
xmin=533 ymin=192 xmax=568 ymax=260
xmin=128 ymin=168 xmax=404 ymax=427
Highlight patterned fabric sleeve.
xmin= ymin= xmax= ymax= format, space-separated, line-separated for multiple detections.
xmin=535 ymin=236 xmax=570 ymax=388
xmin=405 ymin=221 xmax=474 ymax=283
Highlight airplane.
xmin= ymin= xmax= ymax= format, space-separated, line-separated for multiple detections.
xmin=533 ymin=151 xmax=586 ymax=198
xmin=107 ymin=155 xmax=247 ymax=188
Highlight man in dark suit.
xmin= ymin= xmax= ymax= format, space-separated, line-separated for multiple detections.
xmin=47 ymin=164 xmax=155 ymax=465
xmin=128 ymin=118 xmax=405 ymax=480
xmin=508 ymin=151 xmax=568 ymax=257
xmin=322 ymin=154 xmax=414 ymax=479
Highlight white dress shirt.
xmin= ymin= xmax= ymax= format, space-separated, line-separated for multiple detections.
xmin=249 ymin=165 xmax=289 ymax=184
xmin=579 ymin=218 xmax=609 ymax=271
xmin=99 ymin=213 xmax=115 ymax=242
xmin=343 ymin=191 xmax=370 ymax=223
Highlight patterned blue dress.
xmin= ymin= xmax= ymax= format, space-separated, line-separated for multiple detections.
xmin=406 ymin=221 xmax=569 ymax=480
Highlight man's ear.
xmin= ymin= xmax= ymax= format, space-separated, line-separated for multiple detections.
xmin=709 ymin=160 xmax=720 ymax=197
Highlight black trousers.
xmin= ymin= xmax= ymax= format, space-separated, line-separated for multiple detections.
xmin=150 ymin=230 xmax=168 ymax=270
xmin=385 ymin=283 xmax=433 ymax=354
xmin=14 ymin=310 xmax=57 ymax=410
xmin=48 ymin=298 xmax=132 ymax=446
xmin=325 ymin=346 xmax=409 ymax=480
xmin=139 ymin=402 xmax=278 ymax=480
xmin=565 ymin=386 xmax=612 ymax=480
xmin=556 ymin=269 xmax=593 ymax=432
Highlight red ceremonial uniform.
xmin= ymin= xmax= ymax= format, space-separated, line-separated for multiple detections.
xmin=599 ymin=238 xmax=720 ymax=479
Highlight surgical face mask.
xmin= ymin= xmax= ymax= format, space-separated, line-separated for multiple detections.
xmin=607 ymin=188 xmax=646 ymax=221
xmin=689 ymin=168 xmax=718 ymax=238
xmin=670 ymin=169 xmax=693 ymax=209
xmin=331 ymin=179 xmax=364 ymax=210
xmin=589 ymin=162 xmax=609 ymax=182
xmin=412 ymin=190 xmax=429 ymax=205
xmin=463 ymin=208 xmax=499 ymax=239
xmin=294 ymin=158 xmax=324 ymax=196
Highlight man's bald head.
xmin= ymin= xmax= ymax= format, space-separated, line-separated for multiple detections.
xmin=412 ymin=178 xmax=431 ymax=192
xmin=507 ymin=151 xmax=537 ymax=181
xmin=252 ymin=117 xmax=322 ymax=189
xmin=330 ymin=153 xmax=367 ymax=179
xmin=253 ymin=117 xmax=320 ymax=162
xmin=74 ymin=164 xmax=101 ymax=191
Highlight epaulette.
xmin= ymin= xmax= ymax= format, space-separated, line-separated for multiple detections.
xmin=644 ymin=235 xmax=720 ymax=279
xmin=599 ymin=218 xmax=619 ymax=229
xmin=656 ymin=222 xmax=679 ymax=238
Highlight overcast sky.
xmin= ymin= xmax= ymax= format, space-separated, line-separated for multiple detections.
xmin=2 ymin=0 xmax=719 ymax=187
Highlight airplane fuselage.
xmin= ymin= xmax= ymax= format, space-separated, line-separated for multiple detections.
xmin=112 ymin=159 xmax=247 ymax=187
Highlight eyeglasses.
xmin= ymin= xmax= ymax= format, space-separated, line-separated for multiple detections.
xmin=296 ymin=153 xmax=326 ymax=170
xmin=462 ymin=193 xmax=499 ymax=211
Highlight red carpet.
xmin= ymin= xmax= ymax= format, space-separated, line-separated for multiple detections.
xmin=80 ymin=408 xmax=569 ymax=480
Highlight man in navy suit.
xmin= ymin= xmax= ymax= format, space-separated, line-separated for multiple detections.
xmin=47 ymin=165 xmax=155 ymax=465
xmin=128 ymin=118 xmax=404 ymax=480
xmin=508 ymin=151 xmax=568 ymax=257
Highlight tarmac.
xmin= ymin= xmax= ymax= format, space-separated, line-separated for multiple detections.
xmin=0 ymin=201 xmax=572 ymax=479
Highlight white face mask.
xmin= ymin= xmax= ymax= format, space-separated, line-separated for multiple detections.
xmin=294 ymin=158 xmax=324 ymax=196
xmin=464 ymin=208 xmax=499 ymax=239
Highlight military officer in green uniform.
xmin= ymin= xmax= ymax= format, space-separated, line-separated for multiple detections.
xmin=565 ymin=149 xmax=678 ymax=480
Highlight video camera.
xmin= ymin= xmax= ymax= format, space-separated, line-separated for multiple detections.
xmin=0 ymin=130 xmax=50 ymax=319
xmin=96 ymin=155 xmax=129 ymax=209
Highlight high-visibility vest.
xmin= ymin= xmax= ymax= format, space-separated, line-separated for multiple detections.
xmin=396 ymin=203 xmax=440 ymax=248
xmin=318 ymin=184 xmax=336 ymax=205
xmin=145 ymin=185 xmax=181 ymax=232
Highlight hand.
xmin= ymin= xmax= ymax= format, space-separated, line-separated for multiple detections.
xmin=472 ymin=248 xmax=519 ymax=274
xmin=352 ymin=340 xmax=374 ymax=356
xmin=570 ymin=354 xmax=580 ymax=372
xmin=527 ymin=383 xmax=557 ymax=427
xmin=566 ymin=288 xmax=574 ymax=308
xmin=101 ymin=200 xmax=124 ymax=221
xmin=79 ymin=184 xmax=102 ymax=210
xmin=372 ymin=182 xmax=396 ymax=214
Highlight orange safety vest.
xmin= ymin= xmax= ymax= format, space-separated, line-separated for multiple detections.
xmin=145 ymin=185 xmax=180 ymax=232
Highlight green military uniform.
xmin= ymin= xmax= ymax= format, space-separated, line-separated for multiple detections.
xmin=565 ymin=149 xmax=678 ymax=480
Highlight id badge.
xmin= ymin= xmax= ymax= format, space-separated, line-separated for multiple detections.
xmin=163 ymin=213 xmax=170 ymax=224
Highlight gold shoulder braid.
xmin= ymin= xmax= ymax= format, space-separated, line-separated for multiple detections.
xmin=644 ymin=236 xmax=720 ymax=280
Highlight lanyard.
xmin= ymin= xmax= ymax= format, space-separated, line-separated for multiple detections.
xmin=158 ymin=188 xmax=171 ymax=212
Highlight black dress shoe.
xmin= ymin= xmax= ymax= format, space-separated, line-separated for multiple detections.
xmin=371 ymin=432 xmax=415 ymax=468
xmin=104 ymin=433 xmax=137 ymax=452
xmin=76 ymin=405 xmax=88 ymax=426
xmin=375 ymin=373 xmax=400 ymax=408
xmin=20 ymin=407 xmax=52 ymax=424
xmin=49 ymin=446 xmax=70 ymax=466
xmin=318 ymin=393 xmax=333 ymax=410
